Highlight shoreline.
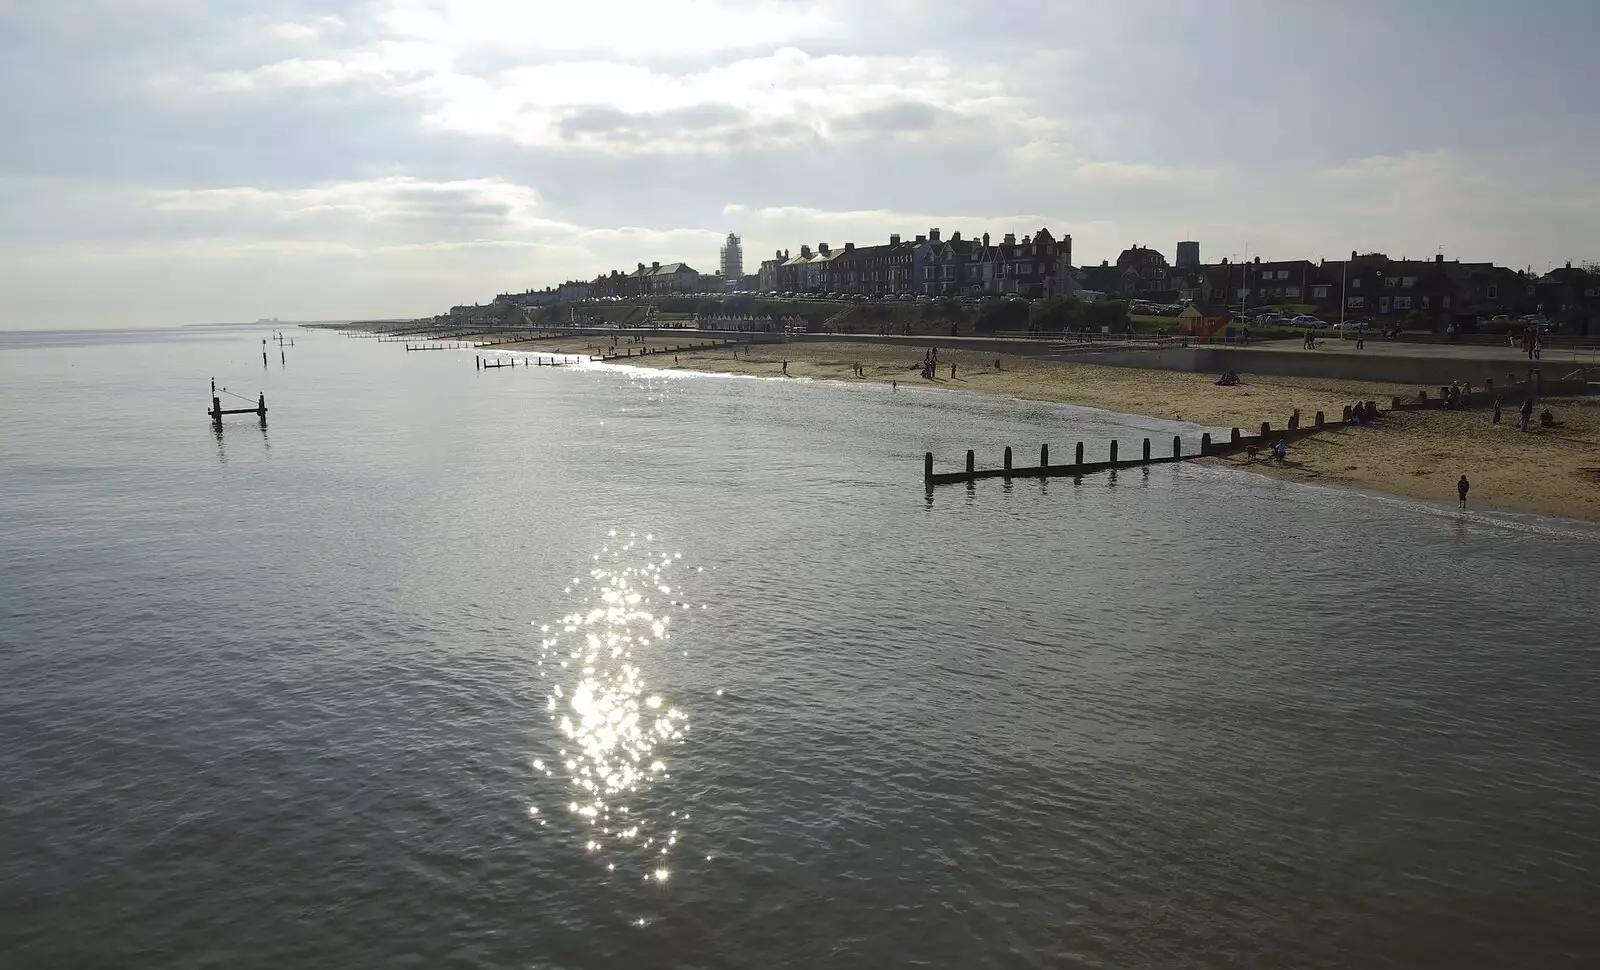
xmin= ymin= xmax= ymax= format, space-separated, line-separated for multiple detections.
xmin=495 ymin=336 xmax=1600 ymax=523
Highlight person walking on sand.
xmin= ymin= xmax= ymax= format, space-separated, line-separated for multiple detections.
xmin=1492 ymin=397 xmax=1502 ymax=424
xmin=1457 ymin=475 xmax=1470 ymax=509
xmin=1519 ymin=395 xmax=1534 ymax=432
xmin=782 ymin=359 xmax=788 ymax=376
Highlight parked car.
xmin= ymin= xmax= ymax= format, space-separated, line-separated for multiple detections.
xmin=1291 ymin=315 xmax=1328 ymax=328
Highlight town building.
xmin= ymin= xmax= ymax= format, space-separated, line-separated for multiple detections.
xmin=1175 ymin=241 xmax=1200 ymax=269
xmin=1114 ymin=245 xmax=1171 ymax=293
xmin=719 ymin=233 xmax=743 ymax=281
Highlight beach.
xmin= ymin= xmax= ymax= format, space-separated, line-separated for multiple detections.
xmin=499 ymin=335 xmax=1600 ymax=521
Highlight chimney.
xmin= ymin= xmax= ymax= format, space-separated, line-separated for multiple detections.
xmin=1003 ymin=233 xmax=1016 ymax=246
xmin=1351 ymin=250 xmax=1358 ymax=260
xmin=915 ymin=234 xmax=926 ymax=243
xmin=819 ymin=242 xmax=830 ymax=255
xmin=800 ymin=245 xmax=811 ymax=257
xmin=951 ymin=231 xmax=961 ymax=242
xmin=982 ymin=233 xmax=990 ymax=246
xmin=1253 ymin=255 xmax=1260 ymax=265
xmin=890 ymin=233 xmax=901 ymax=245
xmin=637 ymin=262 xmax=645 ymax=272
xmin=1436 ymin=254 xmax=1444 ymax=264
xmin=1566 ymin=260 xmax=1573 ymax=269
xmin=930 ymin=228 xmax=941 ymax=243
xmin=652 ymin=261 xmax=660 ymax=271
xmin=844 ymin=242 xmax=854 ymax=251
xmin=1022 ymin=234 xmax=1031 ymax=245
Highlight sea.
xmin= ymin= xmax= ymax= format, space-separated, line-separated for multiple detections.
xmin=2 ymin=323 xmax=1598 ymax=969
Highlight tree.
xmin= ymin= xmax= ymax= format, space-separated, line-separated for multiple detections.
xmin=1028 ymin=296 xmax=1082 ymax=332
xmin=1082 ymin=300 xmax=1130 ymax=331
xmin=972 ymin=298 xmax=1027 ymax=332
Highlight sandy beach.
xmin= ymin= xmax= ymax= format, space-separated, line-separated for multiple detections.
xmin=499 ymin=335 xmax=1600 ymax=522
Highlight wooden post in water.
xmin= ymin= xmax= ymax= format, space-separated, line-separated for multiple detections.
xmin=257 ymin=393 xmax=267 ymax=425
xmin=1172 ymin=435 xmax=1181 ymax=458
xmin=1003 ymin=446 xmax=1012 ymax=478
xmin=1075 ymin=442 xmax=1084 ymax=467
xmin=476 ymin=355 xmax=481 ymax=370
xmin=1315 ymin=410 xmax=1325 ymax=426
xmin=965 ymin=449 xmax=975 ymax=479
xmin=1288 ymin=412 xmax=1299 ymax=430
xmin=1260 ymin=421 xmax=1271 ymax=438
xmin=1142 ymin=438 xmax=1150 ymax=461
xmin=1342 ymin=405 xmax=1353 ymax=421
xmin=1231 ymin=427 xmax=1241 ymax=445
xmin=924 ymin=452 xmax=933 ymax=483
xmin=1201 ymin=432 xmax=1212 ymax=455
xmin=1040 ymin=443 xmax=1049 ymax=467
xmin=211 ymin=396 xmax=223 ymax=430
xmin=1110 ymin=440 xmax=1119 ymax=463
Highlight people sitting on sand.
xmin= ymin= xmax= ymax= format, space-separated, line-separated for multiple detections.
xmin=1540 ymin=408 xmax=1561 ymax=428
xmin=1215 ymin=370 xmax=1240 ymax=387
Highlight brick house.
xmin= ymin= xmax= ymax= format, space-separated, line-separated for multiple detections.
xmin=1114 ymin=245 xmax=1170 ymax=293
xmin=1535 ymin=262 xmax=1600 ymax=335
xmin=974 ymin=228 xmax=1069 ymax=297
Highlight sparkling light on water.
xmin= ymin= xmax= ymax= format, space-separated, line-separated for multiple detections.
xmin=530 ymin=534 xmax=693 ymax=882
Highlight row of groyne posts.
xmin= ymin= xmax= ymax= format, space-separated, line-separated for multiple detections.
xmin=477 ymin=354 xmax=590 ymax=369
xmin=925 ymin=401 xmax=1381 ymax=487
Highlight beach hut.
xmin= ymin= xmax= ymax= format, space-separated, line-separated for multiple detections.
xmin=1178 ymin=303 xmax=1234 ymax=337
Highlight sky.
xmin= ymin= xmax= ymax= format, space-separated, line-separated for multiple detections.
xmin=2 ymin=0 xmax=1597 ymax=328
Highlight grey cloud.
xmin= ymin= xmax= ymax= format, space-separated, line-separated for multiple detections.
xmin=831 ymin=100 xmax=947 ymax=133
xmin=556 ymin=103 xmax=752 ymax=140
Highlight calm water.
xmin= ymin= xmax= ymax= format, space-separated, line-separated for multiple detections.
xmin=3 ymin=325 xmax=1599 ymax=969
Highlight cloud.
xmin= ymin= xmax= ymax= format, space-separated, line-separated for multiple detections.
xmin=376 ymin=0 xmax=840 ymax=57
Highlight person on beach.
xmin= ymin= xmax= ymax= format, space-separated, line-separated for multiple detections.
xmin=1273 ymin=440 xmax=1287 ymax=463
xmin=1457 ymin=475 xmax=1470 ymax=509
xmin=950 ymin=362 xmax=956 ymax=379
xmin=892 ymin=380 xmax=897 ymax=391
xmin=1356 ymin=330 xmax=1365 ymax=350
xmin=1492 ymin=397 xmax=1502 ymax=424
xmin=782 ymin=360 xmax=788 ymax=376
xmin=1519 ymin=396 xmax=1534 ymax=431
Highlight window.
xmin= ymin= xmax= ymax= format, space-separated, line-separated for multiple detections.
xmin=1486 ymin=285 xmax=1498 ymax=299
xmin=1351 ymin=278 xmax=1361 ymax=289
xmin=1279 ymin=270 xmax=1291 ymax=280
xmin=1422 ymin=296 xmax=1431 ymax=309
xmin=1284 ymin=287 xmax=1301 ymax=298
xmin=1379 ymin=296 xmax=1391 ymax=312
xmin=1443 ymin=295 xmax=1451 ymax=308
xmin=1394 ymin=296 xmax=1411 ymax=310
xmin=1312 ymin=285 xmax=1330 ymax=298
xmin=1347 ymin=296 xmax=1365 ymax=308
xmin=1384 ymin=277 xmax=1397 ymax=288
xmin=1526 ymin=285 xmax=1536 ymax=295
xmin=1402 ymin=276 xmax=1416 ymax=288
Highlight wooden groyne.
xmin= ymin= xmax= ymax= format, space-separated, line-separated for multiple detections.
xmin=206 ymin=379 xmax=267 ymax=429
xmin=925 ymin=402 xmax=1383 ymax=487
xmin=597 ymin=339 xmax=743 ymax=361
xmin=476 ymin=354 xmax=595 ymax=370
xmin=405 ymin=343 xmax=471 ymax=351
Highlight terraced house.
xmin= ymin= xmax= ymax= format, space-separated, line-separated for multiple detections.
xmin=973 ymin=228 xmax=1070 ymax=298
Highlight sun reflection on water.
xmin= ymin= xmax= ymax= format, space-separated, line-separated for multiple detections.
xmin=531 ymin=532 xmax=694 ymax=885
